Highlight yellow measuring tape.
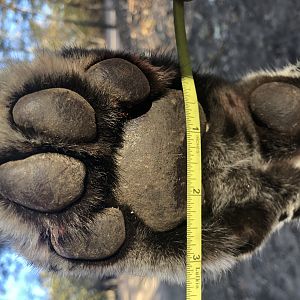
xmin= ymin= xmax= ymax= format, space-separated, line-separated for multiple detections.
xmin=173 ymin=0 xmax=202 ymax=299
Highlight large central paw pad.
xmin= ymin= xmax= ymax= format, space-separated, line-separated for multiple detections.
xmin=0 ymin=51 xmax=184 ymax=267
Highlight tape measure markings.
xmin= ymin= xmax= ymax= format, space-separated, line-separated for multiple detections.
xmin=173 ymin=1 xmax=202 ymax=299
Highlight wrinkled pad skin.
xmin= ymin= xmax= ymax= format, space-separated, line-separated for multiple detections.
xmin=250 ymin=82 xmax=300 ymax=135
xmin=86 ymin=58 xmax=150 ymax=107
xmin=50 ymin=208 xmax=126 ymax=260
xmin=0 ymin=153 xmax=86 ymax=212
xmin=0 ymin=52 xmax=191 ymax=278
xmin=13 ymin=88 xmax=97 ymax=142
xmin=117 ymin=90 xmax=187 ymax=232
xmin=3 ymin=47 xmax=300 ymax=283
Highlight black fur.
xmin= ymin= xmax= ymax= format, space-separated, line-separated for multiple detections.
xmin=0 ymin=47 xmax=300 ymax=282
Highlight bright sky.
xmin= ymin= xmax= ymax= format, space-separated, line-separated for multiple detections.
xmin=0 ymin=248 xmax=48 ymax=300
xmin=0 ymin=2 xmax=51 ymax=298
xmin=0 ymin=0 xmax=51 ymax=65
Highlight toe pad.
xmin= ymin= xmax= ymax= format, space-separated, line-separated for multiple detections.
xmin=0 ymin=153 xmax=86 ymax=212
xmin=250 ymin=82 xmax=300 ymax=135
xmin=13 ymin=88 xmax=97 ymax=142
xmin=86 ymin=58 xmax=150 ymax=107
xmin=50 ymin=208 xmax=125 ymax=260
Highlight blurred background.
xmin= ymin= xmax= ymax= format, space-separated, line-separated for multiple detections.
xmin=0 ymin=0 xmax=300 ymax=299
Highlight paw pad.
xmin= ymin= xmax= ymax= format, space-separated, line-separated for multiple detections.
xmin=86 ymin=58 xmax=150 ymax=107
xmin=0 ymin=50 xmax=186 ymax=274
xmin=50 ymin=208 xmax=125 ymax=259
xmin=0 ymin=153 xmax=86 ymax=212
xmin=12 ymin=88 xmax=97 ymax=142
xmin=250 ymin=82 xmax=300 ymax=135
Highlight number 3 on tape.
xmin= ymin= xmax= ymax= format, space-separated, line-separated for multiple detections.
xmin=173 ymin=0 xmax=202 ymax=299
